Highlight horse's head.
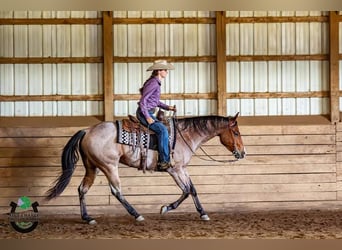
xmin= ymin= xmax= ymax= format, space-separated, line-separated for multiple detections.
xmin=219 ymin=112 xmax=246 ymax=159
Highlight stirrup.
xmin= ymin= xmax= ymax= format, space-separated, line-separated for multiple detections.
xmin=157 ymin=162 xmax=172 ymax=171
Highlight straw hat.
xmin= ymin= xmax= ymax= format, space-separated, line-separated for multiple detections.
xmin=146 ymin=60 xmax=175 ymax=71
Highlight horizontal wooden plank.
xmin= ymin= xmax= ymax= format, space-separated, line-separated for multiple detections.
xmin=113 ymin=55 xmax=216 ymax=63
xmin=1 ymin=174 xmax=336 ymax=188
xmin=0 ymin=18 xmax=102 ymax=25
xmin=114 ymin=92 xmax=217 ymax=100
xmin=110 ymin=192 xmax=337 ymax=204
xmin=0 ymin=185 xmax=110 ymax=197
xmin=113 ymin=17 xmax=215 ymax=24
xmin=226 ymin=55 xmax=328 ymax=62
xmin=122 ymin=173 xmax=336 ymax=186
xmin=0 ymin=138 xmax=68 ymax=148
xmin=0 ymin=163 xmax=341 ymax=179
xmin=1 ymin=163 xmax=336 ymax=176
xmin=112 ymin=91 xmax=332 ymax=101
xmin=199 ymin=145 xmax=336 ymax=155
xmin=226 ymin=15 xmax=328 ymax=23
xmin=111 ymin=192 xmax=337 ymax=205
xmin=0 ymin=148 xmax=63 ymax=158
xmin=0 ymin=195 xmax=109 ymax=207
xmin=0 ymin=175 xmax=108 ymax=187
xmin=0 ymin=116 xmax=102 ymax=129
xmin=123 ymin=183 xmax=336 ymax=195
xmin=239 ymin=125 xmax=335 ymax=136
xmin=0 ymin=157 xmax=61 ymax=167
xmin=189 ymin=155 xmax=336 ymax=165
xmin=2 ymin=144 xmax=334 ymax=158
xmin=0 ymin=164 xmax=335 ymax=179
xmin=238 ymin=115 xmax=331 ymax=126
xmin=0 ymin=127 xmax=84 ymax=137
xmin=206 ymin=134 xmax=336 ymax=146
xmin=0 ymin=94 xmax=103 ymax=101
xmin=3 ymin=191 xmax=334 ymax=209
xmin=186 ymin=164 xmax=336 ymax=175
xmin=0 ymin=57 xmax=102 ymax=64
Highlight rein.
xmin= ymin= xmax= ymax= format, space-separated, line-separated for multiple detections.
xmin=172 ymin=110 xmax=238 ymax=163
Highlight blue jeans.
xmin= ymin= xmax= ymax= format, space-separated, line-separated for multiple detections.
xmin=136 ymin=108 xmax=170 ymax=163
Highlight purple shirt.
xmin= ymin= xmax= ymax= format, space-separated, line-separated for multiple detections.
xmin=138 ymin=77 xmax=169 ymax=119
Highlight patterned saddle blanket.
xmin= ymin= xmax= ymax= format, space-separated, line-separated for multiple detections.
xmin=116 ymin=115 xmax=176 ymax=151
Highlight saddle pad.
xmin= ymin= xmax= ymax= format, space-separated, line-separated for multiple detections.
xmin=116 ymin=118 xmax=176 ymax=150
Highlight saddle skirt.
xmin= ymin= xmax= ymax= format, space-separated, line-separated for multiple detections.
xmin=116 ymin=115 xmax=176 ymax=151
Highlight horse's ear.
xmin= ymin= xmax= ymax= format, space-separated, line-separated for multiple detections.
xmin=228 ymin=112 xmax=239 ymax=127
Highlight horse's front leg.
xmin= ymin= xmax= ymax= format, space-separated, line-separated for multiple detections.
xmin=189 ymin=179 xmax=210 ymax=221
xmin=161 ymin=168 xmax=210 ymax=221
xmin=160 ymin=190 xmax=190 ymax=215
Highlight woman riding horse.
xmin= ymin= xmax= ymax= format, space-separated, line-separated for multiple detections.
xmin=136 ymin=60 xmax=177 ymax=171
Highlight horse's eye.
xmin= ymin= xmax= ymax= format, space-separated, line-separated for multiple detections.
xmin=233 ymin=131 xmax=239 ymax=137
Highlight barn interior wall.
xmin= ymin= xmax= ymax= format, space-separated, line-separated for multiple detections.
xmin=0 ymin=11 xmax=342 ymax=214
xmin=0 ymin=11 xmax=339 ymax=117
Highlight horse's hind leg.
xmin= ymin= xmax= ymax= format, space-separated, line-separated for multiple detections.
xmin=78 ymin=165 xmax=98 ymax=224
xmin=106 ymin=165 xmax=144 ymax=222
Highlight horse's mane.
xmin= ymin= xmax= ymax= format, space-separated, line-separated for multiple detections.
xmin=177 ymin=116 xmax=229 ymax=135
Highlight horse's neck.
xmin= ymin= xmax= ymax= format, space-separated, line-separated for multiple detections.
xmin=177 ymin=117 xmax=222 ymax=151
xmin=194 ymin=131 xmax=218 ymax=149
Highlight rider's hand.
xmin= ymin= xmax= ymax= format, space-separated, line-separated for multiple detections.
xmin=147 ymin=117 xmax=155 ymax=125
xmin=169 ymin=105 xmax=177 ymax=112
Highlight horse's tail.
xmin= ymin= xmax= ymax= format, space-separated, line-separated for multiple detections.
xmin=45 ymin=130 xmax=86 ymax=200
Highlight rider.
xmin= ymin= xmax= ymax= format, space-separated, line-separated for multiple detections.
xmin=136 ymin=60 xmax=177 ymax=171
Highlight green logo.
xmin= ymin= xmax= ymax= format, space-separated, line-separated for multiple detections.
xmin=18 ymin=196 xmax=31 ymax=209
xmin=9 ymin=196 xmax=39 ymax=233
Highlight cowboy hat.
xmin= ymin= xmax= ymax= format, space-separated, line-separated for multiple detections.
xmin=146 ymin=60 xmax=175 ymax=71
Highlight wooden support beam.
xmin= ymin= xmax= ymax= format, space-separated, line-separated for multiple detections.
xmin=329 ymin=11 xmax=340 ymax=123
xmin=103 ymin=11 xmax=114 ymax=121
xmin=216 ymin=11 xmax=227 ymax=116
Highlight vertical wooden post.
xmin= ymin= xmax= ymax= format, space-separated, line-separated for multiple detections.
xmin=103 ymin=11 xmax=114 ymax=121
xmin=329 ymin=11 xmax=340 ymax=123
xmin=216 ymin=11 xmax=227 ymax=116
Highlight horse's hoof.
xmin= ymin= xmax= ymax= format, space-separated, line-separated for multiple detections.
xmin=160 ymin=205 xmax=168 ymax=215
xmin=200 ymin=214 xmax=210 ymax=221
xmin=136 ymin=215 xmax=145 ymax=222
xmin=88 ymin=219 xmax=97 ymax=225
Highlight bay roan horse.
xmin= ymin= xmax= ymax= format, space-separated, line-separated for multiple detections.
xmin=45 ymin=113 xmax=245 ymax=224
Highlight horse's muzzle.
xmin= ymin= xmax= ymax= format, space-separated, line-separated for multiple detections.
xmin=233 ymin=147 xmax=246 ymax=159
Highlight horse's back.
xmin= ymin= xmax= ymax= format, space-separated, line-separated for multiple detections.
xmin=82 ymin=121 xmax=119 ymax=153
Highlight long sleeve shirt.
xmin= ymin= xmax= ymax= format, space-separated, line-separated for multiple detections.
xmin=138 ymin=77 xmax=169 ymax=119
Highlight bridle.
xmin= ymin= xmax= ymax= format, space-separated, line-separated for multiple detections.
xmin=172 ymin=111 xmax=239 ymax=163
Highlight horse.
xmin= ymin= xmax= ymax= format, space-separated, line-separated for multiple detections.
xmin=45 ymin=112 xmax=245 ymax=224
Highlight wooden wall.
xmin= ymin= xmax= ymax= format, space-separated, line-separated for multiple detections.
xmin=1 ymin=115 xmax=341 ymax=215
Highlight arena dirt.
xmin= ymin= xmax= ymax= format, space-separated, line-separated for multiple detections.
xmin=1 ymin=210 xmax=342 ymax=239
